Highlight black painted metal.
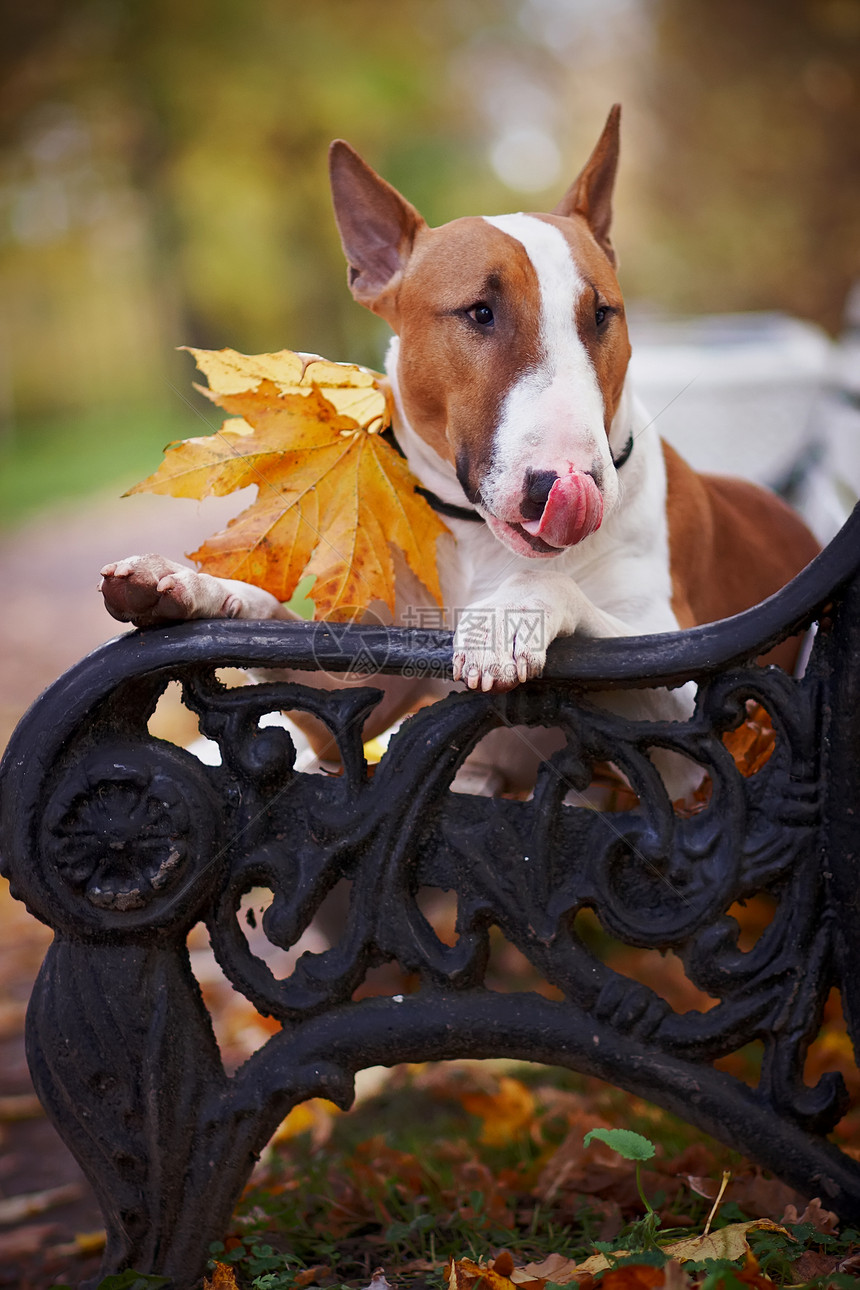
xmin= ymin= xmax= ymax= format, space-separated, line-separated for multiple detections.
xmin=3 ymin=505 xmax=860 ymax=1288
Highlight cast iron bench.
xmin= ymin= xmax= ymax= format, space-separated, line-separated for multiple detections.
xmin=2 ymin=503 xmax=860 ymax=1289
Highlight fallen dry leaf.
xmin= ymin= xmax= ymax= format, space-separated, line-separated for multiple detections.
xmin=513 ymin=1259 xmax=691 ymax=1290
xmin=661 ymin=1265 xmax=691 ymax=1290
xmin=448 ymin=1254 xmax=525 ymax=1290
xmin=512 ymin=1252 xmax=583 ymax=1285
xmin=790 ymin=1249 xmax=843 ymax=1280
xmin=536 ymin=1115 xmax=667 ymax=1213
xmin=508 ymin=1273 xmax=548 ymax=1290
xmin=662 ymin=1217 xmax=792 ymax=1264
xmin=204 ymin=1260 xmax=241 ymax=1289
xmin=781 ymin=1195 xmax=840 ymax=1234
xmin=572 ymin=1219 xmax=791 ymax=1277
xmin=718 ymin=1258 xmax=778 ymax=1288
xmin=682 ymin=1169 xmax=801 ymax=1220
xmin=534 ymin=1110 xmax=617 ymax=1201
xmin=128 ymin=347 xmax=448 ymax=619
xmin=597 ymin=1265 xmax=666 ymax=1289
xmin=294 ymin=1264 xmax=332 ymax=1287
xmin=577 ymin=1252 xmax=625 ymax=1277
xmin=460 ymin=1076 xmax=536 ymax=1147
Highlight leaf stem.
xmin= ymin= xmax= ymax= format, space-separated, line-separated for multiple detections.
xmin=702 ymin=1170 xmax=731 ymax=1238
xmin=635 ymin=1161 xmax=654 ymax=1216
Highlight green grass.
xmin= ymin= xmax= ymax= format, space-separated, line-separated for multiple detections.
xmin=206 ymin=1062 xmax=850 ymax=1289
xmin=231 ymin=1067 xmax=600 ymax=1276
xmin=0 ymin=402 xmax=201 ymax=529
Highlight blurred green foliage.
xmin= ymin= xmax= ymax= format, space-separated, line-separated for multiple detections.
xmin=0 ymin=0 xmax=858 ymax=522
xmin=0 ymin=401 xmax=195 ymax=527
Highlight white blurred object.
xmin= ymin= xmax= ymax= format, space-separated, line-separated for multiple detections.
xmin=819 ymin=283 xmax=860 ymax=520
xmin=628 ymin=308 xmax=860 ymax=544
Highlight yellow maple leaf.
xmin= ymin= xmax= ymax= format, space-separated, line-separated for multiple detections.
xmin=187 ymin=346 xmax=388 ymax=427
xmin=127 ymin=348 xmax=448 ymax=619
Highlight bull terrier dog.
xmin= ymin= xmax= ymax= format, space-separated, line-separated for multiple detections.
xmin=100 ymin=107 xmax=820 ymax=795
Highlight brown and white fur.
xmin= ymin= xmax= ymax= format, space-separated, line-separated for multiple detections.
xmin=100 ymin=107 xmax=819 ymax=793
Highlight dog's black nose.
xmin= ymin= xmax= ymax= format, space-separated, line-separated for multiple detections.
xmin=521 ymin=469 xmax=558 ymax=520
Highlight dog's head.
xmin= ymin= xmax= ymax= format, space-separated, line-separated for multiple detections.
xmin=329 ymin=107 xmax=631 ymax=559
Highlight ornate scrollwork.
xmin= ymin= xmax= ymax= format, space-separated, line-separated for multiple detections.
xmin=195 ymin=663 xmax=825 ymax=1087
xmin=3 ymin=507 xmax=860 ymax=1287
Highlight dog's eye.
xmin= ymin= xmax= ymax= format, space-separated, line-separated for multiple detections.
xmin=595 ymin=307 xmax=608 ymax=327
xmin=468 ymin=303 xmax=494 ymax=327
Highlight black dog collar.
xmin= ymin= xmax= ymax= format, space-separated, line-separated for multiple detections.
xmin=414 ymin=486 xmax=485 ymax=523
xmin=610 ymin=431 xmax=634 ymax=472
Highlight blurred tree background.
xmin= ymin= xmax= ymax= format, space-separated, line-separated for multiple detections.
xmin=0 ymin=0 xmax=858 ymax=523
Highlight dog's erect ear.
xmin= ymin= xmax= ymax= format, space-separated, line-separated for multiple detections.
xmin=554 ymin=104 xmax=621 ymax=267
xmin=329 ymin=141 xmax=426 ymax=317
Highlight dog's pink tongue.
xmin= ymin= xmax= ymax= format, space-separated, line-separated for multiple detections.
xmin=521 ymin=471 xmax=603 ymax=547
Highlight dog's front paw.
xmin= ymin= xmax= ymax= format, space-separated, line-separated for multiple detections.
xmin=452 ymin=604 xmax=548 ymax=693
xmin=99 ymin=554 xmax=221 ymax=627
